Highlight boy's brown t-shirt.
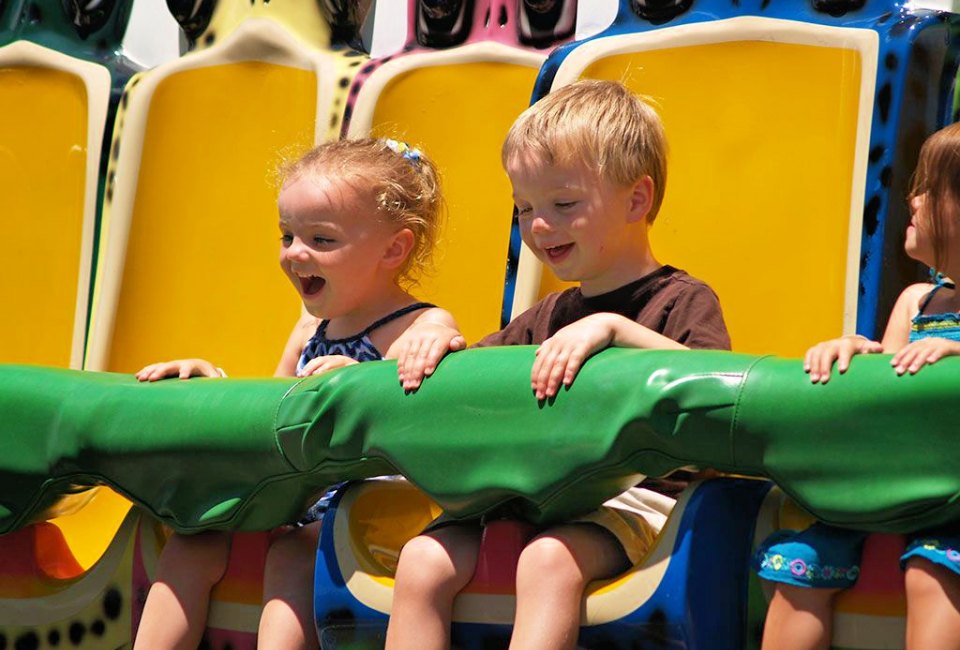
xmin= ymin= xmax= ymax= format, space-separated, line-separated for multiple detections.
xmin=474 ymin=264 xmax=731 ymax=497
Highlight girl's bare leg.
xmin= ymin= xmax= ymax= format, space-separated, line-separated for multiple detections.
xmin=134 ymin=531 xmax=231 ymax=650
xmin=510 ymin=524 xmax=629 ymax=650
xmin=258 ymin=522 xmax=322 ymax=649
xmin=385 ymin=525 xmax=482 ymax=650
xmin=760 ymin=584 xmax=838 ymax=650
xmin=905 ymin=558 xmax=960 ymax=650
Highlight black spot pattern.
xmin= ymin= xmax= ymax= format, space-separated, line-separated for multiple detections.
xmin=877 ymin=83 xmax=892 ymax=124
xmin=90 ymin=620 xmax=105 ymax=637
xmin=338 ymin=77 xmax=349 ymax=88
xmin=204 ymin=33 xmax=215 ymax=46
xmin=103 ymin=587 xmax=122 ymax=620
xmin=881 ymin=166 xmax=892 ymax=188
xmin=27 ymin=3 xmax=41 ymax=23
xmin=885 ymin=52 xmax=898 ymax=70
xmin=47 ymin=629 xmax=60 ymax=646
xmin=12 ymin=632 xmax=38 ymax=650
xmin=891 ymin=15 xmax=919 ymax=37
xmin=864 ymin=195 xmax=881 ymax=236
xmin=869 ymin=144 xmax=885 ymax=163
xmin=67 ymin=622 xmax=84 ymax=645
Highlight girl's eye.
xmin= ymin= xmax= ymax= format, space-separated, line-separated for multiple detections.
xmin=556 ymin=201 xmax=577 ymax=209
xmin=515 ymin=205 xmax=532 ymax=217
xmin=280 ymin=233 xmax=293 ymax=246
xmin=313 ymin=236 xmax=334 ymax=245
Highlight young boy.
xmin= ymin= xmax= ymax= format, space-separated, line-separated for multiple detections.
xmin=388 ymin=79 xmax=731 ymax=650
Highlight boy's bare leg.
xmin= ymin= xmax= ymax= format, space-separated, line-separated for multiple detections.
xmin=905 ymin=558 xmax=960 ymax=650
xmin=386 ymin=525 xmax=482 ymax=650
xmin=760 ymin=584 xmax=838 ymax=650
xmin=134 ymin=531 xmax=231 ymax=650
xmin=258 ymin=522 xmax=322 ymax=649
xmin=510 ymin=524 xmax=629 ymax=650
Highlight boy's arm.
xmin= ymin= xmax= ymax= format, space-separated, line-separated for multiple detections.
xmin=388 ymin=308 xmax=465 ymax=391
xmin=531 ymin=313 xmax=684 ymax=399
xmin=532 ymin=283 xmax=730 ymax=399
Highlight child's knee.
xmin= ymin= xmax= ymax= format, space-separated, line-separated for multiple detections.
xmin=396 ymin=532 xmax=476 ymax=594
xmin=265 ymin=524 xmax=319 ymax=578
xmin=517 ymin=535 xmax=585 ymax=591
xmin=158 ymin=531 xmax=231 ymax=585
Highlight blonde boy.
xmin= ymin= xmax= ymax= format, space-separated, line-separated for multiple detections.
xmin=389 ymin=79 xmax=730 ymax=650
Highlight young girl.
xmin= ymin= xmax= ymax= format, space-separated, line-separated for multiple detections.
xmin=757 ymin=123 xmax=960 ymax=650
xmin=132 ymin=137 xmax=464 ymax=650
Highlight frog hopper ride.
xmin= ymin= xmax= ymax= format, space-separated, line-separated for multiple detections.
xmin=2 ymin=349 xmax=958 ymax=536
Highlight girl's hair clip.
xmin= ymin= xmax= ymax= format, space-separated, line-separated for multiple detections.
xmin=384 ymin=138 xmax=423 ymax=168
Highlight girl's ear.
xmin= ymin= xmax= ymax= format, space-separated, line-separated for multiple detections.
xmin=626 ymin=176 xmax=655 ymax=224
xmin=382 ymin=228 xmax=415 ymax=270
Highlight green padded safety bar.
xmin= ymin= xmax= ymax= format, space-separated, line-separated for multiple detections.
xmin=0 ymin=347 xmax=957 ymax=534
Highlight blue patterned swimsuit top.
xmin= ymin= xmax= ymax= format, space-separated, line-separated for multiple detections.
xmin=296 ymin=302 xmax=435 ymax=374
xmin=910 ymin=276 xmax=960 ymax=343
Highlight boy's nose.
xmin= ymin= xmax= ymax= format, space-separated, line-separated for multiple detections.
xmin=529 ymin=215 xmax=552 ymax=234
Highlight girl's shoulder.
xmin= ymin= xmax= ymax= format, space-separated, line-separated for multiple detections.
xmin=295 ymin=313 xmax=323 ymax=345
xmin=894 ymin=283 xmax=937 ymax=319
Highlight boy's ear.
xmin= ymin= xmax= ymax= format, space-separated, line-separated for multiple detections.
xmin=626 ymin=176 xmax=655 ymax=224
xmin=382 ymin=228 xmax=415 ymax=270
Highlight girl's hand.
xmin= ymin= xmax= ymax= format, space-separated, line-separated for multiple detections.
xmin=891 ymin=337 xmax=960 ymax=375
xmin=297 ymin=355 xmax=358 ymax=377
xmin=135 ymin=359 xmax=223 ymax=382
xmin=532 ymin=314 xmax=618 ymax=400
xmin=392 ymin=322 xmax=466 ymax=392
xmin=804 ymin=335 xmax=882 ymax=384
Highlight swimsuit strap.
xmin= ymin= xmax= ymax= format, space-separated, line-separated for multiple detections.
xmin=317 ymin=302 xmax=436 ymax=343
xmin=360 ymin=302 xmax=437 ymax=338
xmin=918 ymin=274 xmax=952 ymax=315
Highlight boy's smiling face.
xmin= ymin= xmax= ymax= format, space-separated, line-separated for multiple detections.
xmin=507 ymin=155 xmax=657 ymax=296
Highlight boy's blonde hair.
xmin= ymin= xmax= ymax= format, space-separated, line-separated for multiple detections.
xmin=910 ymin=122 xmax=960 ymax=271
xmin=281 ymin=138 xmax=444 ymax=286
xmin=502 ymin=79 xmax=668 ymax=222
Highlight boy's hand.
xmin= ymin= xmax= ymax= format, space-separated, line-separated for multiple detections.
xmin=532 ymin=314 xmax=617 ymax=400
xmin=804 ymin=335 xmax=882 ymax=384
xmin=391 ymin=322 xmax=466 ymax=392
xmin=297 ymin=355 xmax=358 ymax=377
xmin=891 ymin=337 xmax=960 ymax=375
xmin=136 ymin=359 xmax=223 ymax=382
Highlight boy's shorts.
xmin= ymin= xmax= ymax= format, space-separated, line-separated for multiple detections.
xmin=755 ymin=522 xmax=960 ymax=589
xmin=570 ymin=487 xmax=674 ymax=565
xmin=426 ymin=486 xmax=674 ymax=566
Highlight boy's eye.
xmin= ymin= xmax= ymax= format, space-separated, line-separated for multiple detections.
xmin=280 ymin=233 xmax=293 ymax=246
xmin=515 ymin=205 xmax=532 ymax=217
xmin=313 ymin=236 xmax=334 ymax=245
xmin=556 ymin=201 xmax=577 ymax=209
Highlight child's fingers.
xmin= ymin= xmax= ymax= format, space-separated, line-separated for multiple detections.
xmin=893 ymin=346 xmax=917 ymax=375
xmin=532 ymin=344 xmax=558 ymax=398
xmin=562 ymin=348 xmax=587 ymax=387
xmin=544 ymin=348 xmax=570 ymax=397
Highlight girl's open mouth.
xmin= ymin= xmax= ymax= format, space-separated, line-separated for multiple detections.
xmin=299 ymin=275 xmax=326 ymax=296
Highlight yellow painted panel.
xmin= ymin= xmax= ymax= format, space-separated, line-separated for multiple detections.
xmin=0 ymin=67 xmax=87 ymax=367
xmin=369 ymin=61 xmax=539 ymax=343
xmin=50 ymin=488 xmax=131 ymax=570
xmin=107 ymin=63 xmax=316 ymax=376
xmin=550 ymin=42 xmax=862 ymax=357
